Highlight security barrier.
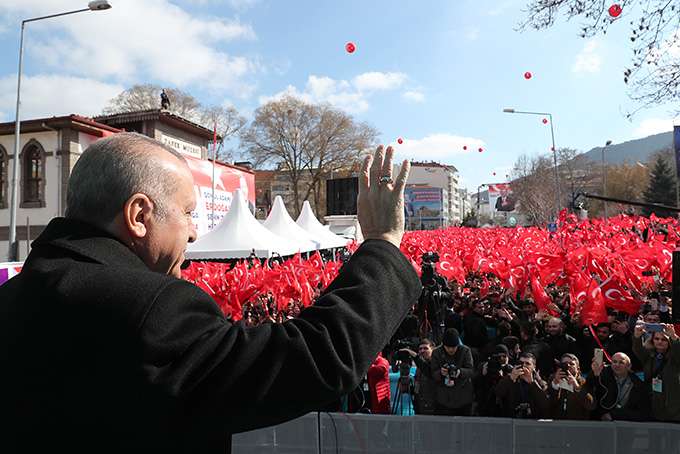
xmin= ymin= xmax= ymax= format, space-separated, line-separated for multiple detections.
xmin=232 ymin=413 xmax=680 ymax=454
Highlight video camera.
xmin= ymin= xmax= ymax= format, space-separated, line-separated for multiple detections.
xmin=443 ymin=363 xmax=459 ymax=379
xmin=487 ymin=354 xmax=514 ymax=375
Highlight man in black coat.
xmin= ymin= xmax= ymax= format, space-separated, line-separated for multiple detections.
xmin=0 ymin=133 xmax=421 ymax=454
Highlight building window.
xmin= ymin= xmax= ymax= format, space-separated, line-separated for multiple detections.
xmin=20 ymin=139 xmax=46 ymax=208
xmin=0 ymin=145 xmax=7 ymax=209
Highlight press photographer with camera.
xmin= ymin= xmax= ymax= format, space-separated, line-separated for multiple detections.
xmin=547 ymin=354 xmax=594 ymax=420
xmin=416 ymin=252 xmax=451 ymax=345
xmin=398 ymin=338 xmax=437 ymax=414
xmin=494 ymin=352 xmax=549 ymax=419
xmin=430 ymin=329 xmax=474 ymax=416
xmin=474 ymin=344 xmax=513 ymax=416
xmin=586 ymin=352 xmax=650 ymax=421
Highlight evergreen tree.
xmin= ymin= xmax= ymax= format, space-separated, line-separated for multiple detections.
xmin=642 ymin=155 xmax=676 ymax=217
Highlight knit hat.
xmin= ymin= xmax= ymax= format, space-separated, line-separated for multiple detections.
xmin=442 ymin=328 xmax=460 ymax=347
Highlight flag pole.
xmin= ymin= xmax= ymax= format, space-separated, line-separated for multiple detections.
xmin=211 ymin=121 xmax=217 ymax=229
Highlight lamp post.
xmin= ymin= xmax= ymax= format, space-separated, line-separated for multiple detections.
xmin=602 ymin=140 xmax=612 ymax=220
xmin=7 ymin=1 xmax=112 ymax=261
xmin=503 ymin=108 xmax=561 ymax=222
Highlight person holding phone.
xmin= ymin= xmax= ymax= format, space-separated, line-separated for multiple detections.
xmin=494 ymin=352 xmax=549 ymax=419
xmin=633 ymin=321 xmax=680 ymax=422
xmin=546 ymin=354 xmax=594 ymax=420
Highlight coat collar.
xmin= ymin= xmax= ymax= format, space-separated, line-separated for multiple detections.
xmin=29 ymin=217 xmax=149 ymax=271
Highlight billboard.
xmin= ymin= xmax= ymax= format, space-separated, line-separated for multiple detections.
xmin=404 ymin=187 xmax=443 ymax=229
xmin=488 ymin=183 xmax=517 ymax=213
xmin=184 ymin=156 xmax=256 ymax=237
xmin=0 ymin=262 xmax=22 ymax=286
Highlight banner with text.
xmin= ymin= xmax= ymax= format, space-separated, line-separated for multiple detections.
xmin=404 ymin=187 xmax=443 ymax=229
xmin=185 ymin=156 xmax=256 ymax=237
xmin=488 ymin=183 xmax=517 ymax=213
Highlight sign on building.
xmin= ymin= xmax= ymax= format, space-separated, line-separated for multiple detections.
xmin=404 ymin=187 xmax=444 ymax=230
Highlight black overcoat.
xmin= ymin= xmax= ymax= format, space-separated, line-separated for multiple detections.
xmin=0 ymin=218 xmax=420 ymax=453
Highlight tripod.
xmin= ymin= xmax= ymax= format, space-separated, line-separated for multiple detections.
xmin=391 ymin=373 xmax=414 ymax=415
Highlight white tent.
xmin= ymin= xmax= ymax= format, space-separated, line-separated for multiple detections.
xmin=263 ymin=196 xmax=319 ymax=252
xmin=186 ymin=190 xmax=304 ymax=259
xmin=296 ymin=201 xmax=350 ymax=249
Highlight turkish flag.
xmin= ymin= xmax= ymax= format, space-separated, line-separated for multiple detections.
xmin=530 ymin=272 xmax=552 ymax=313
xmin=580 ymin=279 xmax=608 ymax=325
xmin=599 ymin=276 xmax=641 ymax=315
xmin=569 ymin=271 xmax=589 ymax=316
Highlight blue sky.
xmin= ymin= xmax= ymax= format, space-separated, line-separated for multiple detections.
xmin=0 ymin=0 xmax=678 ymax=191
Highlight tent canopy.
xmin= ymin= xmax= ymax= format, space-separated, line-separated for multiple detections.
xmin=186 ymin=190 xmax=304 ymax=259
xmin=263 ymin=196 xmax=320 ymax=251
xmin=296 ymin=201 xmax=350 ymax=249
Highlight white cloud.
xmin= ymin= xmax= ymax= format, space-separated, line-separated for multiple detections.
xmin=0 ymin=74 xmax=124 ymax=121
xmin=572 ymin=40 xmax=602 ymax=74
xmin=0 ymin=0 xmax=257 ymax=95
xmin=393 ymin=133 xmax=485 ymax=162
xmin=632 ymin=118 xmax=675 ymax=139
xmin=260 ymin=71 xmax=408 ymax=113
xmin=402 ymin=90 xmax=425 ymax=103
xmin=353 ymin=72 xmax=407 ymax=92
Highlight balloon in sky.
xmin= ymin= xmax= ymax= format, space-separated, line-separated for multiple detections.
xmin=493 ymin=172 xmax=496 ymax=176
xmin=397 ymin=137 xmax=403 ymax=144
xmin=542 ymin=118 xmax=548 ymax=124
xmin=463 ymin=145 xmax=467 ymax=150
xmin=608 ymin=4 xmax=622 ymax=18
xmin=478 ymin=147 xmax=483 ymax=153
xmin=345 ymin=42 xmax=356 ymax=53
xmin=524 ymin=71 xmax=532 ymax=80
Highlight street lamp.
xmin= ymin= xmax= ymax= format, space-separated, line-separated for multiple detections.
xmin=602 ymin=140 xmax=612 ymax=220
xmin=7 ymin=1 xmax=112 ymax=261
xmin=503 ymin=108 xmax=561 ymax=222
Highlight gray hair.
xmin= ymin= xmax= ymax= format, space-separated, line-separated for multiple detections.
xmin=66 ymin=132 xmax=187 ymax=226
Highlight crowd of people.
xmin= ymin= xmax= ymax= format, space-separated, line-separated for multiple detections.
xmin=365 ymin=264 xmax=680 ymax=423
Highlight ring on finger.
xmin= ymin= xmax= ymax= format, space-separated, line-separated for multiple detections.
xmin=379 ymin=175 xmax=393 ymax=185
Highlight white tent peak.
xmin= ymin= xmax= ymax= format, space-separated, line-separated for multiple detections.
xmin=296 ymin=200 xmax=350 ymax=249
xmin=186 ymin=189 xmax=304 ymax=259
xmin=264 ymin=196 xmax=319 ymax=251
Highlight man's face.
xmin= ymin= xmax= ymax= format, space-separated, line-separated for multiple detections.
xmin=443 ymin=345 xmax=457 ymax=356
xmin=546 ymin=319 xmax=562 ymax=336
xmin=561 ymin=357 xmax=578 ymax=376
xmin=141 ymin=155 xmax=197 ymax=278
xmin=473 ymin=302 xmax=485 ymax=315
xmin=419 ymin=343 xmax=433 ymax=360
xmin=610 ymin=354 xmax=631 ymax=378
xmin=644 ymin=313 xmax=661 ymax=324
xmin=518 ymin=357 xmax=535 ymax=373
xmin=522 ymin=304 xmax=536 ymax=316
xmin=497 ymin=353 xmax=509 ymax=365
xmin=596 ymin=326 xmax=610 ymax=341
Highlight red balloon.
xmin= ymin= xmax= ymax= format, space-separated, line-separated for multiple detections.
xmin=550 ymin=146 xmax=555 ymax=151
xmin=524 ymin=71 xmax=532 ymax=80
xmin=493 ymin=172 xmax=496 ymax=176
xmin=542 ymin=118 xmax=548 ymax=124
xmin=397 ymin=137 xmax=403 ymax=144
xmin=608 ymin=4 xmax=622 ymax=18
xmin=463 ymin=145 xmax=467 ymax=150
xmin=478 ymin=147 xmax=483 ymax=153
xmin=345 ymin=42 xmax=356 ymax=53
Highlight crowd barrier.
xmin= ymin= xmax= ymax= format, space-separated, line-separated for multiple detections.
xmin=232 ymin=412 xmax=680 ymax=454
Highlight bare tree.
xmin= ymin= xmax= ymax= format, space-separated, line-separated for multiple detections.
xmin=240 ymin=95 xmax=379 ymax=217
xmin=520 ymin=0 xmax=680 ymax=113
xmin=103 ymin=84 xmax=200 ymax=119
xmin=511 ymin=153 xmax=559 ymax=225
xmin=102 ymin=85 xmax=247 ymax=161
xmin=200 ymin=105 xmax=247 ymax=162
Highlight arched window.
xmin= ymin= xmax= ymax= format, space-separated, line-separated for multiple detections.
xmin=20 ymin=139 xmax=46 ymax=208
xmin=0 ymin=145 xmax=7 ymax=209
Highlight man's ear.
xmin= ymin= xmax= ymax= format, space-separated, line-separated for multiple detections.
xmin=123 ymin=193 xmax=154 ymax=239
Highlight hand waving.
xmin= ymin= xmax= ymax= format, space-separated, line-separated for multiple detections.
xmin=357 ymin=145 xmax=410 ymax=248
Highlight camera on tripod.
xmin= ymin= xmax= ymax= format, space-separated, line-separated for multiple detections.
xmin=421 ymin=251 xmax=440 ymax=265
xmin=487 ymin=354 xmax=513 ymax=375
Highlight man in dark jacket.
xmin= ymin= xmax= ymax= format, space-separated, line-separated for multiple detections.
xmin=0 ymin=134 xmax=421 ymax=454
xmin=585 ymin=353 xmax=651 ymax=421
xmin=494 ymin=352 xmax=550 ymax=419
xmin=463 ymin=300 xmax=489 ymax=353
xmin=430 ymin=329 xmax=475 ymax=416
xmin=544 ymin=317 xmax=577 ymax=363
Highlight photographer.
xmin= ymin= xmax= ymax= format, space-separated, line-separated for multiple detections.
xmin=463 ymin=300 xmax=490 ymax=353
xmin=399 ymin=338 xmax=437 ymax=415
xmin=430 ymin=329 xmax=474 ymax=416
xmin=474 ymin=344 xmax=513 ymax=416
xmin=494 ymin=352 xmax=549 ymax=419
xmin=547 ymin=354 xmax=594 ymax=420
xmin=633 ymin=321 xmax=680 ymax=422
xmin=585 ymin=353 xmax=650 ymax=421
xmin=416 ymin=252 xmax=451 ymax=345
